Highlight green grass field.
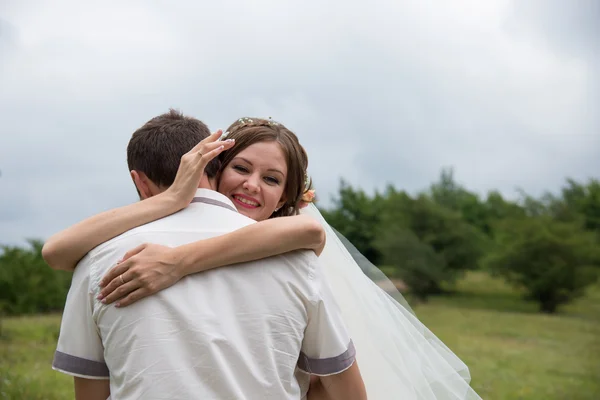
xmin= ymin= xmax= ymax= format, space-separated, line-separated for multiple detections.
xmin=1 ymin=272 xmax=599 ymax=399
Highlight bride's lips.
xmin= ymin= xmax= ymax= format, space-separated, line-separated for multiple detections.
xmin=231 ymin=193 xmax=261 ymax=209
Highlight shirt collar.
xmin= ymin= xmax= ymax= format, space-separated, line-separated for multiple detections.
xmin=191 ymin=189 xmax=238 ymax=213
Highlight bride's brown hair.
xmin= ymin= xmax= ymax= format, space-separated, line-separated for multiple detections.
xmin=218 ymin=118 xmax=311 ymax=218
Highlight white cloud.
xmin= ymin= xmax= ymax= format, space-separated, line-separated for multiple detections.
xmin=0 ymin=0 xmax=598 ymax=244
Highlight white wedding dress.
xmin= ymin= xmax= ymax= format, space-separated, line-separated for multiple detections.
xmin=301 ymin=204 xmax=482 ymax=399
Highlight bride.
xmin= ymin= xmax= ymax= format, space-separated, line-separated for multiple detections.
xmin=44 ymin=116 xmax=481 ymax=399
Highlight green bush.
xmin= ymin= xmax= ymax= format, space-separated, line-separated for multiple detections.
xmin=375 ymin=193 xmax=486 ymax=300
xmin=485 ymin=217 xmax=600 ymax=313
xmin=0 ymin=240 xmax=72 ymax=316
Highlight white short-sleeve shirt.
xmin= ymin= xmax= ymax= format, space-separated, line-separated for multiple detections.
xmin=53 ymin=189 xmax=354 ymax=400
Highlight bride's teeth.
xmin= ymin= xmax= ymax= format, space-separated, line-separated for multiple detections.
xmin=236 ymin=196 xmax=258 ymax=206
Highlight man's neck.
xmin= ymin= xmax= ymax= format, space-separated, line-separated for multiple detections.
xmin=198 ymin=176 xmax=217 ymax=191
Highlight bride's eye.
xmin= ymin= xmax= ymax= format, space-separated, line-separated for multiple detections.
xmin=264 ymin=176 xmax=280 ymax=185
xmin=233 ymin=165 xmax=249 ymax=173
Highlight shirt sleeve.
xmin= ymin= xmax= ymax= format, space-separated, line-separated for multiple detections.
xmin=52 ymin=256 xmax=109 ymax=379
xmin=298 ymin=258 xmax=356 ymax=376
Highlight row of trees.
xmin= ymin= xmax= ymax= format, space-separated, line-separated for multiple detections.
xmin=0 ymin=240 xmax=72 ymax=316
xmin=1 ymin=169 xmax=598 ymax=315
xmin=321 ymin=169 xmax=600 ymax=313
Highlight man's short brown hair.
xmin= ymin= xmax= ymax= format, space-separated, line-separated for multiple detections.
xmin=127 ymin=109 xmax=218 ymax=188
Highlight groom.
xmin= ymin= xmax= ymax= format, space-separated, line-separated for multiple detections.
xmin=52 ymin=110 xmax=366 ymax=400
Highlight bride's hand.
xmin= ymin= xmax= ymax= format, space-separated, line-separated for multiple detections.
xmin=97 ymin=243 xmax=185 ymax=307
xmin=164 ymin=130 xmax=235 ymax=210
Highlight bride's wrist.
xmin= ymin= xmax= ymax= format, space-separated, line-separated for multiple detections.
xmin=172 ymin=244 xmax=199 ymax=278
xmin=170 ymin=246 xmax=190 ymax=280
xmin=158 ymin=189 xmax=187 ymax=212
xmin=175 ymin=242 xmax=210 ymax=277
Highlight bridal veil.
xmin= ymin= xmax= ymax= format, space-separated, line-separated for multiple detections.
xmin=301 ymin=204 xmax=481 ymax=400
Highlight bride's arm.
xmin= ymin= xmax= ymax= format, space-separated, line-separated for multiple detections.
xmin=179 ymin=214 xmax=326 ymax=269
xmin=42 ymin=131 xmax=233 ymax=271
xmin=42 ymin=193 xmax=182 ymax=270
xmin=97 ymin=214 xmax=326 ymax=306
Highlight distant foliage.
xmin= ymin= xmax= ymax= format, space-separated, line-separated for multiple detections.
xmin=375 ymin=190 xmax=486 ymax=300
xmin=376 ymin=225 xmax=449 ymax=301
xmin=485 ymin=217 xmax=599 ymax=313
xmin=0 ymin=240 xmax=71 ymax=315
xmin=321 ymin=171 xmax=600 ymax=310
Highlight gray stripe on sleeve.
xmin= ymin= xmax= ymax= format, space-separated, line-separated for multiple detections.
xmin=52 ymin=351 xmax=109 ymax=377
xmin=297 ymin=340 xmax=356 ymax=375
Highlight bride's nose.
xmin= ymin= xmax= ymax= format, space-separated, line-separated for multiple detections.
xmin=242 ymin=174 xmax=260 ymax=193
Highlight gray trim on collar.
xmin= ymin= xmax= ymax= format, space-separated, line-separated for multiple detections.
xmin=191 ymin=196 xmax=237 ymax=213
xmin=53 ymin=351 xmax=109 ymax=377
xmin=297 ymin=340 xmax=356 ymax=375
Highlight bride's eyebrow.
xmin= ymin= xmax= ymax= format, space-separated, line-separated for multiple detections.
xmin=233 ymin=157 xmax=253 ymax=166
xmin=235 ymin=157 xmax=285 ymax=176
xmin=267 ymin=169 xmax=285 ymax=177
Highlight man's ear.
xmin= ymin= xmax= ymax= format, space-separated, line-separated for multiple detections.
xmin=131 ymin=170 xmax=153 ymax=200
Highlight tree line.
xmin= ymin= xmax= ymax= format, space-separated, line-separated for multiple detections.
xmin=0 ymin=240 xmax=72 ymax=316
xmin=1 ymin=169 xmax=599 ymax=316
xmin=321 ymin=169 xmax=600 ymax=313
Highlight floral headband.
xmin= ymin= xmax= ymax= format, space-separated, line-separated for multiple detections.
xmin=220 ymin=117 xmax=279 ymax=140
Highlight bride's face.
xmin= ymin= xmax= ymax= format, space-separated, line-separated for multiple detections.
xmin=218 ymin=141 xmax=288 ymax=221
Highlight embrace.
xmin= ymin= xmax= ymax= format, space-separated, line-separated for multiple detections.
xmin=45 ymin=110 xmax=482 ymax=400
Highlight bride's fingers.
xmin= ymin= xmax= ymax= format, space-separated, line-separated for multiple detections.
xmin=114 ymin=288 xmax=149 ymax=308
xmin=178 ymin=136 xmax=233 ymax=176
xmin=98 ymin=257 xmax=137 ymax=297
xmin=121 ymin=244 xmax=147 ymax=262
xmin=98 ymin=269 xmax=128 ymax=299
xmin=188 ymin=130 xmax=223 ymax=154
xmin=169 ymin=130 xmax=234 ymax=205
xmin=102 ymin=280 xmax=140 ymax=305
xmin=99 ymin=264 xmax=127 ymax=290
xmin=99 ymin=248 xmax=144 ymax=288
xmin=198 ymin=142 xmax=233 ymax=165
xmin=98 ymin=273 xmax=126 ymax=299
xmin=196 ymin=139 xmax=234 ymax=160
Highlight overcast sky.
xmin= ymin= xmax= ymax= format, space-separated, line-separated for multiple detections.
xmin=1 ymin=0 xmax=598 ymax=245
